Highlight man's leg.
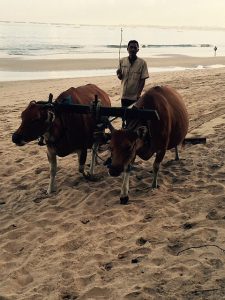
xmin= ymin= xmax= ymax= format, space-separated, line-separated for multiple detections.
xmin=121 ymin=98 xmax=137 ymax=108
xmin=121 ymin=99 xmax=137 ymax=128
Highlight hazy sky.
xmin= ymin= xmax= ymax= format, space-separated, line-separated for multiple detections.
xmin=1 ymin=0 xmax=225 ymax=28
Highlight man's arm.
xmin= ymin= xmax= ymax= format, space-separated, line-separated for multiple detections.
xmin=137 ymin=60 xmax=149 ymax=98
xmin=137 ymin=78 xmax=146 ymax=99
xmin=116 ymin=59 xmax=123 ymax=80
xmin=116 ymin=68 xmax=123 ymax=80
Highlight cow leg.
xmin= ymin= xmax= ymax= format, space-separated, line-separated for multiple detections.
xmin=77 ymin=149 xmax=87 ymax=176
xmin=89 ymin=143 xmax=99 ymax=176
xmin=152 ymin=150 xmax=166 ymax=189
xmin=120 ymin=168 xmax=130 ymax=205
xmin=175 ymin=146 xmax=179 ymax=161
xmin=152 ymin=160 xmax=160 ymax=189
xmin=47 ymin=148 xmax=57 ymax=194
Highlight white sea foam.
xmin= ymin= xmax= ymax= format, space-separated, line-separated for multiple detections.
xmin=1 ymin=65 xmax=225 ymax=82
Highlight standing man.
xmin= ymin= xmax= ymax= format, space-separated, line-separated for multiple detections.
xmin=117 ymin=40 xmax=149 ymax=107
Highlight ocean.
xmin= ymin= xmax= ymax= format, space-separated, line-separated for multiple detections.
xmin=0 ymin=21 xmax=225 ymax=80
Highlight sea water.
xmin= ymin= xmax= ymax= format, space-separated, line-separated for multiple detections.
xmin=0 ymin=21 xmax=224 ymax=80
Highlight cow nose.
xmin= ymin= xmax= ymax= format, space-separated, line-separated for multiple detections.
xmin=108 ymin=166 xmax=123 ymax=177
xmin=12 ymin=132 xmax=22 ymax=144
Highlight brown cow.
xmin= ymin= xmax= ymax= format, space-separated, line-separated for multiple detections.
xmin=12 ymin=84 xmax=111 ymax=194
xmin=108 ymin=85 xmax=189 ymax=204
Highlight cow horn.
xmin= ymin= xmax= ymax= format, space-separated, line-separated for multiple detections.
xmin=48 ymin=93 xmax=53 ymax=103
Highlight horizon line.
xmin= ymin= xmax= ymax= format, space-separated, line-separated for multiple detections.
xmin=0 ymin=20 xmax=225 ymax=31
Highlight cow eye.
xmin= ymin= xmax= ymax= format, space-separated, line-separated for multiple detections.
xmin=31 ymin=118 xmax=40 ymax=124
xmin=125 ymin=145 xmax=133 ymax=152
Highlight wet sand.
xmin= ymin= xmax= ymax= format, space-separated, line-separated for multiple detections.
xmin=0 ymin=54 xmax=224 ymax=72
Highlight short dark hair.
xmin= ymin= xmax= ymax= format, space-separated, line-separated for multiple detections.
xmin=127 ymin=40 xmax=139 ymax=48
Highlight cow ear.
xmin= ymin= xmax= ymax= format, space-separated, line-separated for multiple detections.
xmin=105 ymin=119 xmax=115 ymax=132
xmin=47 ymin=110 xmax=55 ymax=123
xmin=136 ymin=126 xmax=148 ymax=139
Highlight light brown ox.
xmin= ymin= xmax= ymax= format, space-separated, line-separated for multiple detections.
xmin=108 ymin=85 xmax=189 ymax=204
xmin=12 ymin=84 xmax=111 ymax=194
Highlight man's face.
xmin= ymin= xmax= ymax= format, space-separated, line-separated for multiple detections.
xmin=127 ymin=42 xmax=139 ymax=59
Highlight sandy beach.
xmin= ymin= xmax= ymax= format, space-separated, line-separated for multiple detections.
xmin=1 ymin=56 xmax=225 ymax=299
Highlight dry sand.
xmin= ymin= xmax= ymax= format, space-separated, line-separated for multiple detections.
xmin=1 ymin=58 xmax=225 ymax=299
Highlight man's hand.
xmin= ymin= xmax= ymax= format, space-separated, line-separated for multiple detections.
xmin=116 ymin=69 xmax=123 ymax=80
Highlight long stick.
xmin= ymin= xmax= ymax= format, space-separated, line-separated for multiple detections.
xmin=119 ymin=28 xmax=123 ymax=68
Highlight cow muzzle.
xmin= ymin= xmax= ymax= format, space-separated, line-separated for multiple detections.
xmin=108 ymin=165 xmax=124 ymax=177
xmin=12 ymin=132 xmax=26 ymax=146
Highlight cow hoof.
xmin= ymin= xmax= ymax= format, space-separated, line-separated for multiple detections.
xmin=151 ymin=184 xmax=160 ymax=189
xmin=47 ymin=186 xmax=57 ymax=194
xmin=83 ymin=172 xmax=92 ymax=180
xmin=120 ymin=196 xmax=129 ymax=205
xmin=47 ymin=190 xmax=56 ymax=195
xmin=83 ymin=172 xmax=101 ymax=182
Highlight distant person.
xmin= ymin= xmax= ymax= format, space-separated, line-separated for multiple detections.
xmin=116 ymin=40 xmax=149 ymax=107
xmin=214 ymin=46 xmax=217 ymax=56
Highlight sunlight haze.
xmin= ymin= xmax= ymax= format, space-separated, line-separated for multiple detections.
xmin=1 ymin=0 xmax=225 ymax=28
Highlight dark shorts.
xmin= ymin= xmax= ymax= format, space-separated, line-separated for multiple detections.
xmin=121 ymin=98 xmax=137 ymax=108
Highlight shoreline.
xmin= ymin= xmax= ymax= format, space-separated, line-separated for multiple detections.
xmin=0 ymin=54 xmax=224 ymax=72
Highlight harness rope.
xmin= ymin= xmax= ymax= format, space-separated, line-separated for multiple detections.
xmin=37 ymin=101 xmax=112 ymax=156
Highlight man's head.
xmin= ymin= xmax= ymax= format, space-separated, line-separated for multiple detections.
xmin=127 ymin=40 xmax=139 ymax=60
